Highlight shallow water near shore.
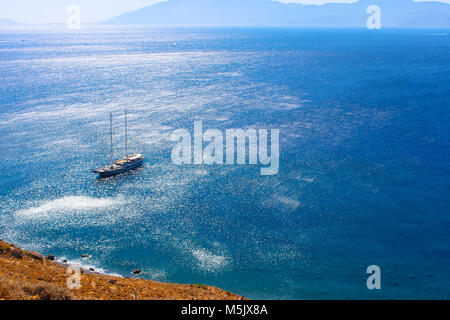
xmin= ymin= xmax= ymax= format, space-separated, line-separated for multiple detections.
xmin=0 ymin=27 xmax=449 ymax=299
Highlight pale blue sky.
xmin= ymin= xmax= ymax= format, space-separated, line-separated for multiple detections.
xmin=0 ymin=0 xmax=449 ymax=24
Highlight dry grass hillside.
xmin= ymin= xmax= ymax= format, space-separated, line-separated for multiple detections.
xmin=0 ymin=240 xmax=244 ymax=300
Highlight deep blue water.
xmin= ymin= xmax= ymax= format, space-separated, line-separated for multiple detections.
xmin=0 ymin=27 xmax=449 ymax=299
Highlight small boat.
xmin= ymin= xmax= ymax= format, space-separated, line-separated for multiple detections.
xmin=93 ymin=110 xmax=144 ymax=178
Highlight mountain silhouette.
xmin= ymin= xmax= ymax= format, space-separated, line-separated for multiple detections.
xmin=0 ymin=18 xmax=23 ymax=26
xmin=104 ymin=0 xmax=450 ymax=27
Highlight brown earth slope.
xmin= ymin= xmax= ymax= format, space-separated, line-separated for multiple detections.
xmin=0 ymin=240 xmax=244 ymax=300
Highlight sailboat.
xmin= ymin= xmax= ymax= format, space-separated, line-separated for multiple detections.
xmin=93 ymin=110 xmax=144 ymax=177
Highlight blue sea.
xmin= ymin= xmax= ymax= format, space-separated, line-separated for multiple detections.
xmin=0 ymin=27 xmax=449 ymax=299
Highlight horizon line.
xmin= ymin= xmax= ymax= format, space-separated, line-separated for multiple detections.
xmin=1 ymin=0 xmax=450 ymax=26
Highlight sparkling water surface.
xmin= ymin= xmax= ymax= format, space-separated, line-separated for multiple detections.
xmin=0 ymin=27 xmax=449 ymax=299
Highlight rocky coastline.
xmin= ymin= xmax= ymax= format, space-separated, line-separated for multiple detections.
xmin=0 ymin=239 xmax=244 ymax=300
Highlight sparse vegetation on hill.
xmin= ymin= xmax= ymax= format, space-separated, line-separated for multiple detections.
xmin=0 ymin=240 xmax=244 ymax=300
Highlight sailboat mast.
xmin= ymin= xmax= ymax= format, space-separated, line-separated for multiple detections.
xmin=125 ymin=109 xmax=128 ymax=158
xmin=110 ymin=112 xmax=114 ymax=165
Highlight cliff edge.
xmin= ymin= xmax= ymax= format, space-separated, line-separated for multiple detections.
xmin=0 ymin=240 xmax=244 ymax=300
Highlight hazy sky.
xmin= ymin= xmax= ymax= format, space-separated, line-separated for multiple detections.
xmin=0 ymin=0 xmax=449 ymax=24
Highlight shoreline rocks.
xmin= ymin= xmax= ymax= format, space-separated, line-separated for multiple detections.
xmin=1 ymin=240 xmax=246 ymax=300
xmin=28 ymin=251 xmax=43 ymax=261
xmin=11 ymin=248 xmax=24 ymax=259
xmin=45 ymin=254 xmax=55 ymax=261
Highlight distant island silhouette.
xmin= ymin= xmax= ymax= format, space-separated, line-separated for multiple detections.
xmin=0 ymin=18 xmax=25 ymax=26
xmin=103 ymin=0 xmax=450 ymax=27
